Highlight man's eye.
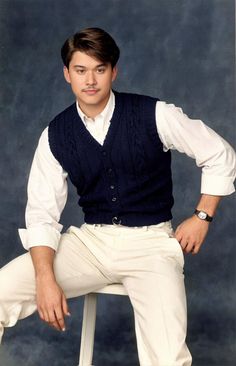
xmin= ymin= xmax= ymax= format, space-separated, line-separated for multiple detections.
xmin=97 ymin=68 xmax=105 ymax=74
xmin=76 ymin=69 xmax=85 ymax=74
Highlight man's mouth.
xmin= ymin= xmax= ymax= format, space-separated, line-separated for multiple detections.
xmin=83 ymin=89 xmax=99 ymax=95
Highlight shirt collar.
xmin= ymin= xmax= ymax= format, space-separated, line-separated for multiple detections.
xmin=76 ymin=90 xmax=115 ymax=125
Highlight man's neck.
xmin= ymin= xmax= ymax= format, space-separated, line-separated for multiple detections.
xmin=77 ymin=92 xmax=111 ymax=119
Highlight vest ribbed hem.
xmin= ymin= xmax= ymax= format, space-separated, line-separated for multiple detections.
xmin=84 ymin=211 xmax=172 ymax=227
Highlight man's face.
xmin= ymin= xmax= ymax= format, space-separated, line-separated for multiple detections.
xmin=63 ymin=50 xmax=117 ymax=117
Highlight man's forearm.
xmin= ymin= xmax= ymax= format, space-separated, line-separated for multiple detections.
xmin=195 ymin=193 xmax=222 ymax=217
xmin=30 ymin=246 xmax=56 ymax=280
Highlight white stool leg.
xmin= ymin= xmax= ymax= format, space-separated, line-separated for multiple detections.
xmin=78 ymin=293 xmax=97 ymax=366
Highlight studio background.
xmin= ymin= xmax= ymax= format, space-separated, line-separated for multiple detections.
xmin=0 ymin=0 xmax=235 ymax=365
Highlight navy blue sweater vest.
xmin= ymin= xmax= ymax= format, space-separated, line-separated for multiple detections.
xmin=48 ymin=91 xmax=174 ymax=226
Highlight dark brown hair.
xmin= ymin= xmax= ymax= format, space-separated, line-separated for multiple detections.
xmin=61 ymin=27 xmax=120 ymax=69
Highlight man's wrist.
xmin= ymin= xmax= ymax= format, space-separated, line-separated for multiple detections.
xmin=194 ymin=209 xmax=213 ymax=222
xmin=35 ymin=269 xmax=56 ymax=282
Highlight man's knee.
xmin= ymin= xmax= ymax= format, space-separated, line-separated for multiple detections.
xmin=0 ymin=264 xmax=14 ymax=304
xmin=0 ymin=254 xmax=34 ymax=303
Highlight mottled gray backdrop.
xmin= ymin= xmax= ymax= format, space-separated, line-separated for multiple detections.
xmin=0 ymin=0 xmax=235 ymax=365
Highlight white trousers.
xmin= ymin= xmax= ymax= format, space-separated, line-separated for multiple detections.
xmin=0 ymin=222 xmax=192 ymax=366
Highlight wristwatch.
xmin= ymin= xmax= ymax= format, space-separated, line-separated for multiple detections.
xmin=194 ymin=209 xmax=213 ymax=222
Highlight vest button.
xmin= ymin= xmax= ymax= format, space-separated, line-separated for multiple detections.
xmin=102 ymin=151 xmax=106 ymax=156
xmin=112 ymin=197 xmax=117 ymax=202
xmin=110 ymin=185 xmax=115 ymax=189
xmin=107 ymin=168 xmax=113 ymax=174
xmin=112 ymin=216 xmax=122 ymax=225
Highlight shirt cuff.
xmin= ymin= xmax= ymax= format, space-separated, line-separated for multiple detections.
xmin=201 ymin=173 xmax=236 ymax=196
xmin=18 ymin=225 xmax=61 ymax=251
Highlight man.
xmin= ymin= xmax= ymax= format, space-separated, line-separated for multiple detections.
xmin=0 ymin=27 xmax=235 ymax=366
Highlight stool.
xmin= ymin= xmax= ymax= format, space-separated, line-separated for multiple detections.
xmin=78 ymin=284 xmax=128 ymax=366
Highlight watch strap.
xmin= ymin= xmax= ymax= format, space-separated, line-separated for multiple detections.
xmin=194 ymin=209 xmax=213 ymax=222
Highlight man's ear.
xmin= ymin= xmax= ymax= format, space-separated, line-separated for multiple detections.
xmin=63 ymin=66 xmax=71 ymax=84
xmin=112 ymin=65 xmax=118 ymax=82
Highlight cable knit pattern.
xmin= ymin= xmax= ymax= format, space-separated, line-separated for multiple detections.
xmin=48 ymin=91 xmax=174 ymax=226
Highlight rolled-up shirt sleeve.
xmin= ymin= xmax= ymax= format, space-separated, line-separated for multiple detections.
xmin=18 ymin=127 xmax=68 ymax=251
xmin=155 ymin=101 xmax=236 ymax=195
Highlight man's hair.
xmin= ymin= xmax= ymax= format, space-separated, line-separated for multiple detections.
xmin=61 ymin=27 xmax=120 ymax=69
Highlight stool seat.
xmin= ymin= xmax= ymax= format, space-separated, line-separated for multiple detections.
xmin=93 ymin=283 xmax=128 ymax=295
xmin=78 ymin=284 xmax=128 ymax=366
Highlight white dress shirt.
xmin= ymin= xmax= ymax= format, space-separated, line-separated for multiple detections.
xmin=18 ymin=91 xmax=236 ymax=251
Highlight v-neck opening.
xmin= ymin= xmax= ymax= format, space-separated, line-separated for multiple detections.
xmin=71 ymin=91 xmax=123 ymax=151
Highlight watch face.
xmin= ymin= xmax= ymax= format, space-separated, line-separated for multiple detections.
xmin=198 ymin=211 xmax=207 ymax=220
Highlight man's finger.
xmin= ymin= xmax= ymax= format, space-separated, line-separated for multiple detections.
xmin=46 ymin=309 xmax=61 ymax=331
xmin=38 ymin=308 xmax=45 ymax=321
xmin=62 ymin=294 xmax=70 ymax=317
xmin=184 ymin=242 xmax=194 ymax=253
xmin=177 ymin=237 xmax=187 ymax=251
xmin=191 ymin=243 xmax=201 ymax=255
xmin=54 ymin=306 xmax=66 ymax=331
xmin=38 ymin=308 xmax=61 ymax=331
xmin=39 ymin=307 xmax=50 ymax=323
xmin=49 ymin=319 xmax=62 ymax=331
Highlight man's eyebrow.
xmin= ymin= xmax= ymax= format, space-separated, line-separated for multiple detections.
xmin=95 ymin=63 xmax=107 ymax=68
xmin=73 ymin=63 xmax=107 ymax=69
xmin=73 ymin=65 xmax=86 ymax=69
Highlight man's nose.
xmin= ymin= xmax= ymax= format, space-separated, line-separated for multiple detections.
xmin=86 ymin=71 xmax=97 ymax=85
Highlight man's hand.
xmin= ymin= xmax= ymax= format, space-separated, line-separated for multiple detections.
xmin=29 ymin=246 xmax=70 ymax=331
xmin=36 ymin=276 xmax=70 ymax=332
xmin=174 ymin=215 xmax=210 ymax=254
